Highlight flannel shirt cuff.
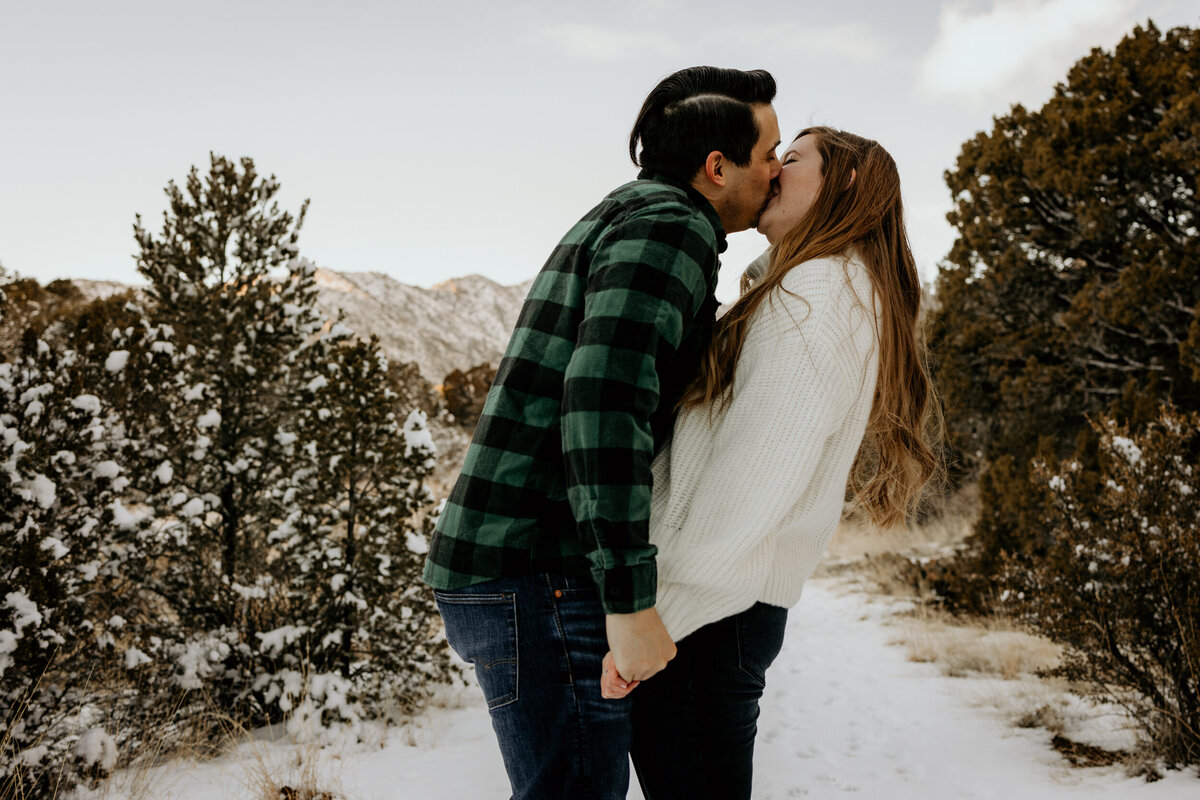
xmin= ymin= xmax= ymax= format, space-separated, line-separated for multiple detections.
xmin=593 ymin=561 xmax=657 ymax=615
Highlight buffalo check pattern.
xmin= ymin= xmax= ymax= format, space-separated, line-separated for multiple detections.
xmin=423 ymin=172 xmax=725 ymax=614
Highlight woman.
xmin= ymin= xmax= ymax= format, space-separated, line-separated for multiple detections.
xmin=602 ymin=127 xmax=942 ymax=799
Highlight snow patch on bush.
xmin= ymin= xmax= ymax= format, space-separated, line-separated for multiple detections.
xmin=105 ymin=351 xmax=130 ymax=372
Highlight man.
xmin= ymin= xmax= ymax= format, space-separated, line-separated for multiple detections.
xmin=423 ymin=66 xmax=781 ymax=799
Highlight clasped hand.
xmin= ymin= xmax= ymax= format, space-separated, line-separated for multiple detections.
xmin=601 ymin=607 xmax=675 ymax=699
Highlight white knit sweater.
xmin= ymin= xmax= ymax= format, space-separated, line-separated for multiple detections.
xmin=649 ymin=254 xmax=879 ymax=641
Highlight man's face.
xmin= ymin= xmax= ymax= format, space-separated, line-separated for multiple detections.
xmin=720 ymin=104 xmax=782 ymax=233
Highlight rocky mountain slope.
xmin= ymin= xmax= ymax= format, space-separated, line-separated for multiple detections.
xmin=311 ymin=269 xmax=531 ymax=384
xmin=74 ymin=268 xmax=533 ymax=384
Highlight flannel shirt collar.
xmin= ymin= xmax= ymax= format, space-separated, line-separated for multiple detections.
xmin=637 ymin=170 xmax=728 ymax=255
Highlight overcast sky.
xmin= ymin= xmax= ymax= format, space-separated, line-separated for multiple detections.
xmin=2 ymin=0 xmax=1196 ymax=302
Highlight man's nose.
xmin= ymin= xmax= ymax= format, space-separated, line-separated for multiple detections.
xmin=770 ymin=161 xmax=782 ymax=179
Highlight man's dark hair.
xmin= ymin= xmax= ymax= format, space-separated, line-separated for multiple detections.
xmin=629 ymin=66 xmax=776 ymax=183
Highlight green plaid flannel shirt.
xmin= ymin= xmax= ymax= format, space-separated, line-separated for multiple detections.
xmin=422 ymin=172 xmax=725 ymax=614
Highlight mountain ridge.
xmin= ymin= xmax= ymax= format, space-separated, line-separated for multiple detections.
xmin=70 ymin=268 xmax=533 ymax=383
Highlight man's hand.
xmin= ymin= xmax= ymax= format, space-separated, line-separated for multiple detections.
xmin=605 ymin=607 xmax=676 ymax=683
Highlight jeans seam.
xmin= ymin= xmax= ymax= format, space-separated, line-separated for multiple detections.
xmin=735 ymin=616 xmax=768 ymax=689
xmin=545 ymin=574 xmax=595 ymax=786
xmin=511 ymin=592 xmax=520 ymax=709
xmin=432 ymin=591 xmax=509 ymax=604
xmin=487 ymin=593 xmax=520 ymax=709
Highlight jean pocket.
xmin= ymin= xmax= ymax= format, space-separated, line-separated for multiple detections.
xmin=735 ymin=604 xmax=788 ymax=688
xmin=434 ymin=591 xmax=519 ymax=709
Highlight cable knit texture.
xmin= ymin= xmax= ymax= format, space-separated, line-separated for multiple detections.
xmin=650 ymin=254 xmax=879 ymax=641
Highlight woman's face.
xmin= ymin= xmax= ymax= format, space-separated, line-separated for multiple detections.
xmin=756 ymin=134 xmax=824 ymax=245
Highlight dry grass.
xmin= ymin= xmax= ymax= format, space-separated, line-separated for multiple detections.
xmin=824 ymin=488 xmax=1061 ymax=681
xmin=3 ymin=682 xmax=213 ymax=800
xmin=237 ymin=734 xmax=346 ymax=800
xmin=815 ymin=487 xmax=978 ymax=612
xmin=817 ymin=485 xmax=978 ymax=584
xmin=3 ymin=675 xmax=352 ymax=800
xmin=892 ymin=604 xmax=1063 ymax=680
xmin=819 ymin=487 xmax=1063 ymax=684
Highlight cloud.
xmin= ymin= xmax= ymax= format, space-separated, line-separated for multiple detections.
xmin=917 ymin=0 xmax=1141 ymax=105
xmin=532 ymin=18 xmax=889 ymax=66
xmin=722 ymin=21 xmax=892 ymax=66
xmin=534 ymin=23 xmax=682 ymax=60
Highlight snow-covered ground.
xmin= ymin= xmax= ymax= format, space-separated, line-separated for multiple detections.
xmin=81 ymin=577 xmax=1199 ymax=799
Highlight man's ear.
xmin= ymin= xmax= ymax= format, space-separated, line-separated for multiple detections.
xmin=703 ymin=151 xmax=726 ymax=188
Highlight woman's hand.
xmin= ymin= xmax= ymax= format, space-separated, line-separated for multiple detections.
xmin=605 ymin=607 xmax=676 ymax=682
xmin=600 ymin=650 xmax=640 ymax=699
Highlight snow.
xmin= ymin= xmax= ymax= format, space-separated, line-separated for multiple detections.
xmin=196 ymin=409 xmax=221 ymax=429
xmin=40 ymin=535 xmax=69 ymax=560
xmin=75 ymin=728 xmax=118 ymax=772
xmin=93 ymin=460 xmax=121 ymax=479
xmin=19 ymin=744 xmax=48 ymax=768
xmin=3 ymin=591 xmax=44 ymax=672
xmin=71 ymin=394 xmax=102 ymax=415
xmin=19 ymin=382 xmax=53 ymax=405
xmin=124 ymin=646 xmax=152 ymax=670
xmin=404 ymin=530 xmax=430 ymax=555
xmin=402 ymin=410 xmax=435 ymax=460
xmin=0 ymin=630 xmax=18 ymax=675
xmin=1110 ymin=436 xmax=1143 ymax=466
xmin=153 ymin=461 xmax=174 ymax=484
xmin=32 ymin=473 xmax=56 ymax=509
xmin=83 ymin=577 xmax=1200 ymax=799
xmin=4 ymin=591 xmax=43 ymax=633
xmin=180 ymin=498 xmax=206 ymax=518
xmin=257 ymin=625 xmax=310 ymax=657
xmin=306 ymin=375 xmax=329 ymax=392
xmin=172 ymin=639 xmax=226 ymax=691
xmin=105 ymin=350 xmax=130 ymax=372
xmin=110 ymin=499 xmax=145 ymax=530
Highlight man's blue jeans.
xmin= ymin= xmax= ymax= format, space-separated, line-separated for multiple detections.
xmin=434 ymin=573 xmax=631 ymax=800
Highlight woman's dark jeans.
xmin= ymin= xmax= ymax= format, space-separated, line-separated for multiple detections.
xmin=434 ymin=573 xmax=632 ymax=800
xmin=631 ymin=602 xmax=789 ymax=800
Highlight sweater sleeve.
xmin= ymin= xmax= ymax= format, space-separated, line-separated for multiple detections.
xmin=663 ymin=280 xmax=862 ymax=572
xmin=561 ymin=208 xmax=714 ymax=614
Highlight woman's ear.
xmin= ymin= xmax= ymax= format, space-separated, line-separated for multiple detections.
xmin=848 ymin=168 xmax=857 ymax=188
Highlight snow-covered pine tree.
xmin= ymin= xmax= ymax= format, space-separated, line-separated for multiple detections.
xmin=0 ymin=337 xmax=154 ymax=797
xmin=61 ymin=295 xmax=252 ymax=746
xmin=258 ymin=335 xmax=452 ymax=736
xmin=131 ymin=154 xmax=330 ymax=717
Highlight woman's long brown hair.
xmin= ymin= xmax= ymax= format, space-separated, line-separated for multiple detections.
xmin=683 ymin=126 xmax=942 ymax=527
